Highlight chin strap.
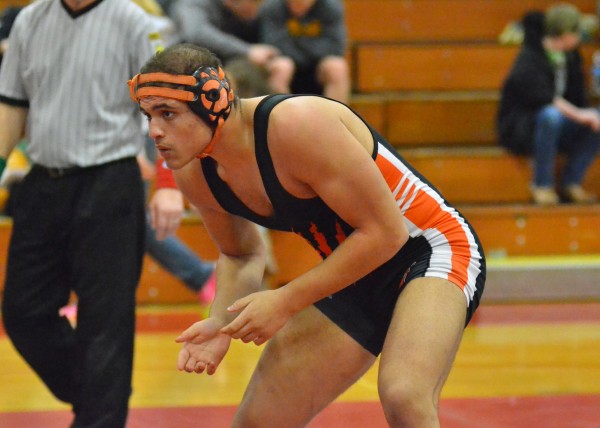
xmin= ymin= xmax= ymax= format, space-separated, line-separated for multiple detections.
xmin=196 ymin=118 xmax=224 ymax=159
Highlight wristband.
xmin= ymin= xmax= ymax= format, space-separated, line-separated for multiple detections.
xmin=154 ymin=158 xmax=178 ymax=189
xmin=0 ymin=158 xmax=6 ymax=178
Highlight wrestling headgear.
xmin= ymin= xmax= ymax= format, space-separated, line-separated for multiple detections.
xmin=128 ymin=66 xmax=234 ymax=157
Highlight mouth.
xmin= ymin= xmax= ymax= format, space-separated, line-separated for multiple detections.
xmin=156 ymin=144 xmax=172 ymax=158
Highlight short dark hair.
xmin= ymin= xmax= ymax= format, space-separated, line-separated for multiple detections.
xmin=141 ymin=43 xmax=224 ymax=80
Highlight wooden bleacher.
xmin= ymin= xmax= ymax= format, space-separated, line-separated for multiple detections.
xmin=344 ymin=0 xmax=597 ymax=43
xmin=0 ymin=0 xmax=598 ymax=305
xmin=0 ymin=0 xmax=27 ymax=11
xmin=136 ymin=0 xmax=600 ymax=302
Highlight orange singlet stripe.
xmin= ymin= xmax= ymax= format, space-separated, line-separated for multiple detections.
xmin=375 ymin=151 xmax=475 ymax=289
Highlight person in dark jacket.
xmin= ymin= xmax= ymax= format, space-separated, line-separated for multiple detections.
xmin=497 ymin=3 xmax=600 ymax=205
xmin=0 ymin=7 xmax=22 ymax=68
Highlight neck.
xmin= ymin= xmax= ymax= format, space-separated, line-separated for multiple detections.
xmin=543 ymin=36 xmax=562 ymax=52
xmin=64 ymin=0 xmax=96 ymax=11
xmin=208 ymin=99 xmax=251 ymax=164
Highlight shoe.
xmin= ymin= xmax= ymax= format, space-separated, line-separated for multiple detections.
xmin=59 ymin=302 xmax=78 ymax=325
xmin=530 ymin=186 xmax=559 ymax=205
xmin=197 ymin=269 xmax=216 ymax=305
xmin=561 ymin=185 xmax=597 ymax=204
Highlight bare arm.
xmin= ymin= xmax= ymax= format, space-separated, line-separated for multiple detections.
xmin=263 ymin=99 xmax=408 ymax=309
xmin=221 ymin=98 xmax=409 ymax=342
xmin=554 ymin=97 xmax=600 ymax=132
xmin=0 ymin=102 xmax=27 ymax=159
xmin=175 ymin=165 xmax=267 ymax=325
xmin=198 ymin=205 xmax=267 ymax=323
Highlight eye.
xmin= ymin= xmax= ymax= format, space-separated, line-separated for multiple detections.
xmin=162 ymin=110 xmax=175 ymax=119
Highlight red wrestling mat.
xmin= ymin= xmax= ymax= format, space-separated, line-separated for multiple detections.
xmin=1 ymin=395 xmax=599 ymax=427
xmin=2 ymin=302 xmax=599 ymax=337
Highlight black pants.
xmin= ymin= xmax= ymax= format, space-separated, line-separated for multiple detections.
xmin=2 ymin=158 xmax=145 ymax=428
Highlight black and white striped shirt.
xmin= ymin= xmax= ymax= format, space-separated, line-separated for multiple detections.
xmin=0 ymin=0 xmax=161 ymax=168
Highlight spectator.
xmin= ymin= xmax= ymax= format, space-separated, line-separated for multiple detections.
xmin=498 ymin=2 xmax=600 ymax=205
xmin=0 ymin=6 xmax=22 ymax=68
xmin=133 ymin=0 xmax=181 ymax=46
xmin=261 ymin=0 xmax=350 ymax=102
xmin=138 ymin=142 xmax=217 ymax=304
xmin=172 ymin=0 xmax=286 ymax=93
xmin=0 ymin=0 xmax=181 ymax=426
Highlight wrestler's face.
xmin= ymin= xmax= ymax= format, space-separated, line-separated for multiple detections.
xmin=140 ymin=97 xmax=213 ymax=169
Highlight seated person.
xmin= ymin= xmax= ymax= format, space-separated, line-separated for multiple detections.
xmin=260 ymin=0 xmax=350 ymax=103
xmin=172 ymin=0 xmax=288 ymax=93
xmin=497 ymin=3 xmax=600 ymax=205
xmin=0 ymin=7 xmax=22 ymax=67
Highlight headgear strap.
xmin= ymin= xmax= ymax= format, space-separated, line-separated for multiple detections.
xmin=128 ymin=67 xmax=234 ymax=158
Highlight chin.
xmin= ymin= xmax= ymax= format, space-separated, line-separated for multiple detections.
xmin=170 ymin=157 xmax=198 ymax=171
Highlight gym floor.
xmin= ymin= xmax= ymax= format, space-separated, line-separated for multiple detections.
xmin=1 ymin=299 xmax=599 ymax=427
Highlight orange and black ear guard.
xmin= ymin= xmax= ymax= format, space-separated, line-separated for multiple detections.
xmin=128 ymin=66 xmax=234 ymax=127
xmin=128 ymin=66 xmax=234 ymax=157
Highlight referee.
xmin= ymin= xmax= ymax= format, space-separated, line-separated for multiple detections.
xmin=0 ymin=1 xmax=182 ymax=427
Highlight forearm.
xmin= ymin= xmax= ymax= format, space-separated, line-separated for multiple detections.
xmin=174 ymin=2 xmax=250 ymax=59
xmin=210 ymin=247 xmax=266 ymax=324
xmin=0 ymin=102 xmax=27 ymax=160
xmin=554 ymin=96 xmax=590 ymax=123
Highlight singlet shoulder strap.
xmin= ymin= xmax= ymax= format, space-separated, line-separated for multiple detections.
xmin=253 ymin=94 xmax=313 ymax=216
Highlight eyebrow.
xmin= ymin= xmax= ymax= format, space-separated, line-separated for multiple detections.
xmin=139 ymin=102 xmax=176 ymax=114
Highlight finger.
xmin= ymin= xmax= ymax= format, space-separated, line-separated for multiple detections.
xmin=241 ymin=332 xmax=258 ymax=343
xmin=253 ymin=337 xmax=266 ymax=346
xmin=177 ymin=348 xmax=190 ymax=371
xmin=206 ymin=362 xmax=218 ymax=376
xmin=194 ymin=360 xmax=207 ymax=374
xmin=185 ymin=356 xmax=198 ymax=373
xmin=230 ymin=324 xmax=255 ymax=340
xmin=154 ymin=215 xmax=174 ymax=240
xmin=220 ymin=318 xmax=248 ymax=337
xmin=149 ymin=205 xmax=158 ymax=231
xmin=163 ymin=213 xmax=181 ymax=237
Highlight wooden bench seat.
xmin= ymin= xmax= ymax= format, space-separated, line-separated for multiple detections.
xmin=401 ymin=146 xmax=600 ymax=204
xmin=461 ymin=204 xmax=600 ymax=257
xmin=0 ymin=205 xmax=598 ymax=305
xmin=0 ymin=0 xmax=29 ymax=11
xmin=353 ymin=43 xmax=598 ymax=93
xmin=350 ymin=91 xmax=499 ymax=146
xmin=345 ymin=0 xmax=598 ymax=43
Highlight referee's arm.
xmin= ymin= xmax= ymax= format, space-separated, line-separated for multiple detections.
xmin=0 ymin=101 xmax=27 ymax=174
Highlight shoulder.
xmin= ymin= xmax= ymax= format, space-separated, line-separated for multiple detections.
xmin=109 ymin=0 xmax=154 ymax=22
xmin=265 ymin=96 xmax=355 ymax=152
xmin=267 ymin=96 xmax=331 ymax=129
xmin=11 ymin=0 xmax=49 ymax=26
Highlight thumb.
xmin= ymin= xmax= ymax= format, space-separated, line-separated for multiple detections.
xmin=175 ymin=322 xmax=206 ymax=343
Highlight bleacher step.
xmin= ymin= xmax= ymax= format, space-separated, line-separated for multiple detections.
xmin=485 ymin=255 xmax=600 ymax=303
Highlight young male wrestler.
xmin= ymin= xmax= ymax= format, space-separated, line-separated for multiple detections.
xmin=129 ymin=43 xmax=485 ymax=428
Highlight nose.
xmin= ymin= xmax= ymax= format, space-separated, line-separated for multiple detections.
xmin=148 ymin=120 xmax=164 ymax=140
